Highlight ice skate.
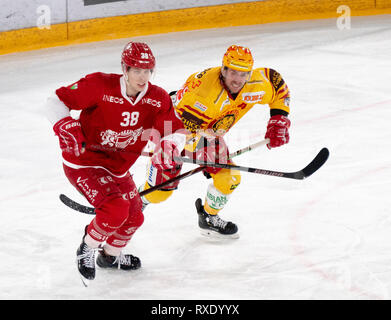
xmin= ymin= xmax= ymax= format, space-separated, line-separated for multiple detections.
xmin=97 ymin=250 xmax=141 ymax=270
xmin=76 ymin=227 xmax=100 ymax=286
xmin=195 ymin=198 xmax=239 ymax=239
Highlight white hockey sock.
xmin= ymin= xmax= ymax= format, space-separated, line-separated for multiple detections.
xmin=205 ymin=183 xmax=230 ymax=212
xmin=84 ymin=234 xmax=103 ymax=249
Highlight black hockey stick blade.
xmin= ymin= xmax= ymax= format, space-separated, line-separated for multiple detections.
xmin=298 ymin=147 xmax=329 ymax=179
xmin=248 ymin=147 xmax=329 ymax=179
xmin=267 ymin=147 xmax=329 ymax=180
xmin=59 ymin=194 xmax=95 ymax=215
xmin=176 ymin=147 xmax=330 ymax=180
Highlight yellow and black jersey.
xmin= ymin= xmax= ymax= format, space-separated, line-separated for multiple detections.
xmin=173 ymin=66 xmax=290 ymax=151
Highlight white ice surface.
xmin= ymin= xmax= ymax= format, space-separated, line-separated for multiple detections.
xmin=0 ymin=15 xmax=390 ymax=300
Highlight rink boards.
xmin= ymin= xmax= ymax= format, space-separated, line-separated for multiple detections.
xmin=0 ymin=0 xmax=390 ymax=55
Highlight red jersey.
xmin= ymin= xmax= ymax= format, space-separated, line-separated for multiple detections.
xmin=55 ymin=72 xmax=184 ymax=175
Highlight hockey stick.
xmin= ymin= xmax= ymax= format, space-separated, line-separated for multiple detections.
xmin=175 ymin=147 xmax=329 ymax=180
xmin=59 ymin=139 xmax=270 ymax=214
xmin=59 ymin=166 xmax=206 ymax=215
xmin=228 ymin=138 xmax=270 ymax=158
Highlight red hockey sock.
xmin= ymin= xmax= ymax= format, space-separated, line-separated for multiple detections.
xmin=87 ymin=197 xmax=130 ymax=242
xmin=105 ymin=209 xmax=145 ymax=252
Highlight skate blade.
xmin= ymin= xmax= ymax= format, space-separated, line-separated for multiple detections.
xmin=200 ymin=229 xmax=240 ymax=240
xmin=76 ymin=259 xmax=92 ymax=287
xmin=79 ymin=274 xmax=90 ymax=287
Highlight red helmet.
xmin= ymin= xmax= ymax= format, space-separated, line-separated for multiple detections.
xmin=121 ymin=41 xmax=156 ymax=69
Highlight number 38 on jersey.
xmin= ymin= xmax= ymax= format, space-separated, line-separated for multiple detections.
xmin=120 ymin=111 xmax=139 ymax=126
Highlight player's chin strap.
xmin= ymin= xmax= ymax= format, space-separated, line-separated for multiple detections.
xmin=59 ymin=138 xmax=271 ymax=215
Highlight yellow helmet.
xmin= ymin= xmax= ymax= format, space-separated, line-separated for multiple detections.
xmin=222 ymin=45 xmax=254 ymax=72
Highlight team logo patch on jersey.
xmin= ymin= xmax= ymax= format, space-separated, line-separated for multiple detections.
xmin=242 ymin=91 xmax=265 ymax=103
xmin=212 ymin=114 xmax=236 ymax=134
xmin=100 ymin=127 xmax=143 ymax=149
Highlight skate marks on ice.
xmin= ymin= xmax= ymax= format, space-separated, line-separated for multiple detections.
xmin=63 ymin=168 xmax=391 ymax=298
xmin=289 ymin=166 xmax=391 ymax=300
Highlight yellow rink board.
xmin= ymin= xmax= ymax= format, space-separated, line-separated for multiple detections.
xmin=1 ymin=0 xmax=390 ymax=55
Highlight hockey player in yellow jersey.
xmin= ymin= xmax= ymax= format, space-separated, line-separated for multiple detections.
xmin=140 ymin=45 xmax=291 ymax=239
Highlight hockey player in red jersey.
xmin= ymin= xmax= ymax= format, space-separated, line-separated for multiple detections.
xmin=45 ymin=41 xmax=185 ymax=284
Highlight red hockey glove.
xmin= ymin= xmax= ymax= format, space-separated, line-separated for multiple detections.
xmin=147 ymin=162 xmax=183 ymax=191
xmin=194 ymin=137 xmax=229 ymax=175
xmin=265 ymin=115 xmax=291 ymax=149
xmin=151 ymin=140 xmax=181 ymax=171
xmin=53 ymin=116 xmax=86 ymax=157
